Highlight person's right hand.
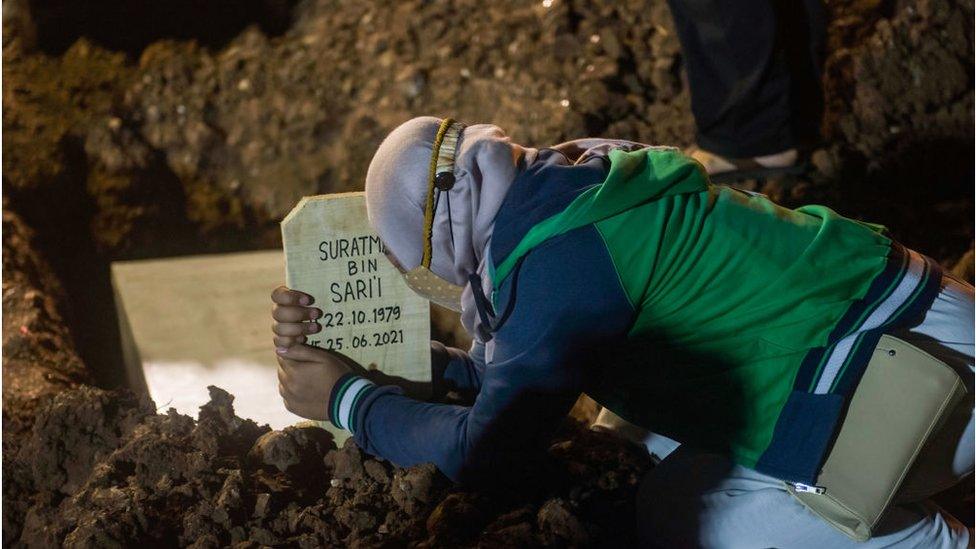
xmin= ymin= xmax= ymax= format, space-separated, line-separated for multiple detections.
xmin=271 ymin=286 xmax=322 ymax=349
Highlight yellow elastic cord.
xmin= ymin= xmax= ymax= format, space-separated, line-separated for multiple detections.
xmin=421 ymin=118 xmax=456 ymax=268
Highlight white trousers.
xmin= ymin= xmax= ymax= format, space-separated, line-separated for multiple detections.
xmin=600 ymin=274 xmax=975 ymax=548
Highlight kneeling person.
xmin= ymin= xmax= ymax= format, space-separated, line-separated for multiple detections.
xmin=272 ymin=117 xmax=974 ymax=547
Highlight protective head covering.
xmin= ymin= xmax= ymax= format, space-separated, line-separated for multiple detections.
xmin=365 ymin=116 xmax=529 ymax=339
xmin=398 ymin=118 xmax=467 ymax=311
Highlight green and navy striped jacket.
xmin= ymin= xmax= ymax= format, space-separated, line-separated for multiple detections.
xmin=329 ymin=146 xmax=942 ymax=486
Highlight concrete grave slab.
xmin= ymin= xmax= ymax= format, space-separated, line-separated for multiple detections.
xmin=112 ymin=250 xmax=301 ymax=429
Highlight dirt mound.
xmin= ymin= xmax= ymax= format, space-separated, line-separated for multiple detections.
xmin=1 ymin=210 xmax=89 ymax=438
xmin=72 ymin=0 xmax=692 ymax=237
xmin=2 ymin=210 xmax=93 ymax=543
xmin=812 ymin=0 xmax=974 ymax=263
xmin=8 ymin=386 xmax=650 ymax=547
xmin=3 ymin=0 xmax=970 ymax=268
xmin=824 ymin=0 xmax=973 ymax=166
xmin=2 ymin=0 xmax=973 ymax=545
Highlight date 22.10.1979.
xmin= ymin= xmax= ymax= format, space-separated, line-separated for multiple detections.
xmin=319 ymin=306 xmax=402 ymax=327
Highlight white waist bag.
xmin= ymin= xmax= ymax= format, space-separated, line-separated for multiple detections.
xmin=786 ymin=334 xmax=968 ymax=541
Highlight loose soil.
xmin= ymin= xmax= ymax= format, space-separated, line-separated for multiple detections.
xmin=3 ymin=0 xmax=973 ymax=546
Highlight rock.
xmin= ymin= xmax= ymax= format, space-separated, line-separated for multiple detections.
xmin=213 ymin=470 xmax=246 ymax=526
xmin=537 ymin=498 xmax=589 ymax=546
xmin=364 ymin=460 xmax=390 ymax=485
xmin=248 ymin=425 xmax=333 ymax=476
xmin=425 ymin=492 xmax=490 ymax=544
xmin=328 ymin=439 xmax=366 ymax=482
xmin=810 ymin=148 xmax=839 ymax=179
xmin=2 ymin=0 xmax=36 ymax=53
xmin=252 ymin=492 xmax=271 ymax=519
xmin=481 ymin=522 xmax=537 ymax=547
xmin=249 ymin=431 xmax=301 ymax=474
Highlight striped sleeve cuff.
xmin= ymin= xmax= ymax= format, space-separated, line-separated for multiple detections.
xmin=329 ymin=373 xmax=376 ymax=434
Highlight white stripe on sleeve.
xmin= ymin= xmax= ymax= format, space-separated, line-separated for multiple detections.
xmin=813 ymin=250 xmax=926 ymax=394
xmin=336 ymin=377 xmax=375 ymax=431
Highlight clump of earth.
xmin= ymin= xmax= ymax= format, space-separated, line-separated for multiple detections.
xmin=9 ymin=382 xmax=650 ymax=547
xmin=2 ymin=0 xmax=973 ymax=545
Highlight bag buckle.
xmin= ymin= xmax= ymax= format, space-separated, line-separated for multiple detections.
xmin=791 ymin=482 xmax=827 ymax=495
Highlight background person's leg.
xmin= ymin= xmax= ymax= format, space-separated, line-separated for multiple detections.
xmin=666 ymin=0 xmax=825 ymax=159
xmin=637 ymin=447 xmax=971 ymax=548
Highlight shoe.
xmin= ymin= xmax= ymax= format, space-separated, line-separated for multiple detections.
xmin=687 ymin=146 xmax=805 ymax=184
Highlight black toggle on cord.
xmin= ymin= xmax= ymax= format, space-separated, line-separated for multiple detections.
xmin=467 ymin=255 xmax=525 ymax=342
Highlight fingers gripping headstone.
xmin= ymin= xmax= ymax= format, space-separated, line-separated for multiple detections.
xmin=281 ymin=193 xmax=431 ymax=441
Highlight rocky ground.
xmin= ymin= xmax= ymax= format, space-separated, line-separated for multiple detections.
xmin=2 ymin=0 xmax=973 ymax=546
xmin=8 ymin=383 xmax=648 ymax=547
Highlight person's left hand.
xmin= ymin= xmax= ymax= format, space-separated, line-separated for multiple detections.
xmin=276 ymin=344 xmax=352 ymax=421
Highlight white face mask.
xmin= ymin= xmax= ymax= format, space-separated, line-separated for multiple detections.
xmin=394 ymin=118 xmax=467 ymax=312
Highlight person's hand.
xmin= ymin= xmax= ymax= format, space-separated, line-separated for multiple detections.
xmin=271 ymin=286 xmax=321 ymax=348
xmin=276 ymin=344 xmax=351 ymax=421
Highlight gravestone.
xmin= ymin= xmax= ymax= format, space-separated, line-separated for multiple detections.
xmin=281 ymin=192 xmax=431 ymax=443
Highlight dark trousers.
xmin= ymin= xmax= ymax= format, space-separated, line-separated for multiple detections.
xmin=667 ymin=0 xmax=826 ymax=158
